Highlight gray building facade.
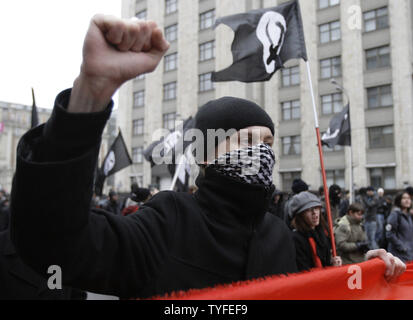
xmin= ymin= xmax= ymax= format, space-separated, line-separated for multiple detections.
xmin=116 ymin=0 xmax=413 ymax=193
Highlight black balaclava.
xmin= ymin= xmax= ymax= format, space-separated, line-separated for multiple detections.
xmin=194 ymin=97 xmax=274 ymax=162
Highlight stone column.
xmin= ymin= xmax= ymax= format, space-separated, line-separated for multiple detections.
xmin=340 ymin=0 xmax=367 ymax=190
xmin=389 ymin=0 xmax=413 ymax=188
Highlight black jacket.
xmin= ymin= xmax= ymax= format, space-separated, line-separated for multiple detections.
xmin=386 ymin=208 xmax=413 ymax=262
xmin=268 ymin=189 xmax=284 ymax=220
xmin=292 ymin=226 xmax=332 ymax=272
xmin=0 ymin=231 xmax=85 ymax=300
xmin=10 ymin=89 xmax=298 ymax=299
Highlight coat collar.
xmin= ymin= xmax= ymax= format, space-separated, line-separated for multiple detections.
xmin=194 ymin=166 xmax=274 ymax=225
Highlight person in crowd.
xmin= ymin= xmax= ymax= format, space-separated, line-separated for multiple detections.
xmin=0 ymin=230 xmax=86 ymax=300
xmin=385 ymin=192 xmax=413 ymax=262
xmin=290 ymin=191 xmax=342 ymax=271
xmin=9 ymin=14 xmax=405 ymax=299
xmin=376 ymin=188 xmax=388 ymax=248
xmin=405 ymin=187 xmax=413 ymax=215
xmin=317 ymin=186 xmax=325 ymax=202
xmin=334 ymin=203 xmax=369 ymax=265
xmin=122 ymin=185 xmax=152 ymax=216
xmin=339 ymin=190 xmax=350 ymax=218
xmin=362 ymin=186 xmax=379 ymax=250
xmin=102 ymin=190 xmax=121 ymax=215
xmin=268 ymin=188 xmax=284 ymax=220
xmin=355 ymin=187 xmax=367 ymax=206
xmin=283 ymin=178 xmax=309 ymax=229
xmin=328 ymin=184 xmax=342 ymax=224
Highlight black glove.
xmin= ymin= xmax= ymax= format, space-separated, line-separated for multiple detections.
xmin=356 ymin=241 xmax=370 ymax=253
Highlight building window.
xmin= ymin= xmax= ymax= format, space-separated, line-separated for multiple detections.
xmin=321 ymin=93 xmax=343 ymax=114
xmin=319 ymin=21 xmax=341 ymax=43
xmin=133 ymin=119 xmax=144 ymax=136
xmin=163 ymin=82 xmax=177 ymax=101
xmin=165 ymin=24 xmax=178 ymax=42
xmin=165 ymin=0 xmax=178 ymax=15
xmin=319 ymin=0 xmax=339 ymax=9
xmin=282 ymin=136 xmax=301 ymax=156
xmin=199 ymin=72 xmax=214 ymax=92
xmin=135 ymin=9 xmax=147 ymax=20
xmin=326 ymin=169 xmax=345 ymax=188
xmin=200 ymin=10 xmax=215 ymax=30
xmin=282 ymin=172 xmax=301 ymax=192
xmin=199 ymin=40 xmax=215 ymax=62
xmin=364 ymin=7 xmax=388 ymax=32
xmin=323 ymin=141 xmax=343 ymax=152
xmin=368 ymin=126 xmax=394 ymax=149
xmin=281 ymin=66 xmax=300 ymax=87
xmin=367 ymin=85 xmax=393 ymax=109
xmin=133 ymin=90 xmax=145 ymax=108
xmin=366 ymin=46 xmax=390 ymax=70
xmin=369 ymin=167 xmax=396 ymax=189
xmin=164 ymin=52 xmax=178 ymax=72
xmin=163 ymin=113 xmax=176 ymax=131
xmin=130 ymin=175 xmax=144 ymax=188
xmin=132 ymin=147 xmax=143 ymax=163
xmin=281 ymin=100 xmax=300 ymax=120
xmin=320 ymin=56 xmax=341 ymax=79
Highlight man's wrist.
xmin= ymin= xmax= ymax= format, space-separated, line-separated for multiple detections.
xmin=68 ymin=73 xmax=118 ymax=113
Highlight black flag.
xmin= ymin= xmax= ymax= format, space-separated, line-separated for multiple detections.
xmin=95 ymin=129 xmax=132 ymax=195
xmin=31 ymin=88 xmax=39 ymax=128
xmin=321 ymin=104 xmax=351 ymax=148
xmin=143 ymin=117 xmax=195 ymax=168
xmin=212 ymin=0 xmax=307 ymax=83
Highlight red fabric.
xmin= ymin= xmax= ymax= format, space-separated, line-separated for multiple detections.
xmin=152 ymin=260 xmax=413 ymax=300
xmin=122 ymin=205 xmax=139 ymax=216
xmin=308 ymin=237 xmax=323 ymax=268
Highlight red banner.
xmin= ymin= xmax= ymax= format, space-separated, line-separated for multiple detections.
xmin=155 ymin=259 xmax=413 ymax=300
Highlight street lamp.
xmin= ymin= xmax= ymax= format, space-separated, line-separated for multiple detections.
xmin=330 ymin=78 xmax=350 ymax=106
xmin=330 ymin=78 xmax=354 ymax=203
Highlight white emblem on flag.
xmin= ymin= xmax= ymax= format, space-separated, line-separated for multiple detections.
xmin=256 ymin=11 xmax=287 ymax=74
xmin=104 ymin=151 xmax=116 ymax=176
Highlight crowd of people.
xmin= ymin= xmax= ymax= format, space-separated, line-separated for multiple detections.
xmin=267 ymin=180 xmax=413 ymax=267
xmin=0 ymin=14 xmax=407 ymax=300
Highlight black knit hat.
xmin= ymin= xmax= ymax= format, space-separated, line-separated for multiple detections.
xmin=291 ymin=179 xmax=309 ymax=194
xmin=131 ymin=188 xmax=151 ymax=203
xmin=194 ymin=97 xmax=274 ymax=161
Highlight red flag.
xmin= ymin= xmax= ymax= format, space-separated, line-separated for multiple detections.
xmin=151 ymin=260 xmax=413 ymax=300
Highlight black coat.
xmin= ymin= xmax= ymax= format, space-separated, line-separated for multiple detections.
xmin=0 ymin=206 xmax=9 ymax=232
xmin=292 ymin=226 xmax=332 ymax=272
xmin=386 ymin=208 xmax=413 ymax=262
xmin=0 ymin=231 xmax=85 ymax=300
xmin=10 ymin=89 xmax=298 ymax=299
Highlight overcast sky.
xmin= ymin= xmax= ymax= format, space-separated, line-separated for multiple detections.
xmin=0 ymin=0 xmax=122 ymax=109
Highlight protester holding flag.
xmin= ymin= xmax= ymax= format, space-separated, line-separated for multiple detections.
xmin=290 ymin=191 xmax=342 ymax=271
xmin=9 ymin=12 xmax=405 ymax=299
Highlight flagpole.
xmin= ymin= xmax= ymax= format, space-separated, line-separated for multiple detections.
xmin=305 ymin=61 xmax=337 ymax=257
xmin=348 ymin=146 xmax=353 ymax=203
xmin=169 ymin=154 xmax=185 ymax=191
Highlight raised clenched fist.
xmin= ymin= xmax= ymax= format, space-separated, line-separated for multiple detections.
xmin=68 ymin=14 xmax=170 ymax=113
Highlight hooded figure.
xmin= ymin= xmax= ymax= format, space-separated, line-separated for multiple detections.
xmin=268 ymin=188 xmax=284 ymax=219
xmin=11 ymin=93 xmax=298 ymax=299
